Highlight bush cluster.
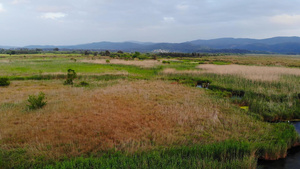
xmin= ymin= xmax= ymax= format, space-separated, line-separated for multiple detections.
xmin=27 ymin=92 xmax=47 ymax=110
xmin=162 ymin=60 xmax=170 ymax=64
xmin=0 ymin=77 xmax=10 ymax=86
xmin=64 ymin=69 xmax=77 ymax=85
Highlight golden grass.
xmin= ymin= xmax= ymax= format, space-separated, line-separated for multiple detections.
xmin=197 ymin=64 xmax=300 ymax=81
xmin=0 ymin=60 xmax=10 ymax=63
xmin=81 ymin=59 xmax=161 ymax=68
xmin=198 ymin=55 xmax=300 ymax=67
xmin=0 ymin=80 xmax=271 ymax=159
xmin=162 ymin=64 xmax=300 ymax=81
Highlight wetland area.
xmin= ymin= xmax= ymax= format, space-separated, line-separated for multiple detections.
xmin=0 ymin=53 xmax=300 ymax=168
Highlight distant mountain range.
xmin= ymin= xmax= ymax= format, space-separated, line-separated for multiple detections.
xmin=3 ymin=36 xmax=300 ymax=54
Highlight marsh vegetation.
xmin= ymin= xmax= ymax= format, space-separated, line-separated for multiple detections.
xmin=0 ymin=53 xmax=299 ymax=168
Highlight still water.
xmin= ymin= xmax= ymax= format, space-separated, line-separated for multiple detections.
xmin=258 ymin=122 xmax=300 ymax=169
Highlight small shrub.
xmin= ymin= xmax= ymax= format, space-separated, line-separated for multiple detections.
xmin=0 ymin=77 xmax=10 ymax=86
xmin=27 ymin=92 xmax=47 ymax=110
xmin=212 ymin=61 xmax=231 ymax=65
xmin=162 ymin=60 xmax=170 ymax=64
xmin=106 ymin=59 xmax=110 ymax=63
xmin=64 ymin=69 xmax=77 ymax=85
xmin=79 ymin=81 xmax=89 ymax=86
xmin=70 ymin=58 xmax=77 ymax=62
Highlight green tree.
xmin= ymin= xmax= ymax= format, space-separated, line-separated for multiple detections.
xmin=132 ymin=51 xmax=140 ymax=58
xmin=64 ymin=69 xmax=77 ymax=85
xmin=84 ymin=50 xmax=90 ymax=56
xmin=105 ymin=50 xmax=111 ymax=56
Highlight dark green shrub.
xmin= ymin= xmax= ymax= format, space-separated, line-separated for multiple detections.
xmin=79 ymin=81 xmax=89 ymax=86
xmin=208 ymin=85 xmax=245 ymax=97
xmin=132 ymin=51 xmax=140 ymax=58
xmin=212 ymin=61 xmax=231 ymax=65
xmin=137 ymin=55 xmax=149 ymax=60
xmin=0 ymin=77 xmax=10 ymax=86
xmin=106 ymin=59 xmax=110 ymax=63
xmin=64 ymin=69 xmax=77 ymax=85
xmin=162 ymin=60 xmax=170 ymax=64
xmin=27 ymin=92 xmax=47 ymax=110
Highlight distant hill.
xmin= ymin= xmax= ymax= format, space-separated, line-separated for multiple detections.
xmin=188 ymin=36 xmax=300 ymax=52
xmin=0 ymin=45 xmax=17 ymax=49
xmin=8 ymin=36 xmax=300 ymax=54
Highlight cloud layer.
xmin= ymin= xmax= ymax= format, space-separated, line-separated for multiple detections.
xmin=1 ymin=0 xmax=300 ymax=46
xmin=41 ymin=12 xmax=66 ymax=20
xmin=0 ymin=3 xmax=5 ymax=12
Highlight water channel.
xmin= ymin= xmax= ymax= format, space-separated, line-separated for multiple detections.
xmin=258 ymin=122 xmax=300 ymax=169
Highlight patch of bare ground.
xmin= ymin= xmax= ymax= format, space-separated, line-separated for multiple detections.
xmin=81 ymin=59 xmax=162 ymax=68
xmin=0 ymin=80 xmax=269 ymax=159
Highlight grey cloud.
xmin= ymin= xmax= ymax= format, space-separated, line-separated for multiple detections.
xmin=1 ymin=0 xmax=300 ymax=46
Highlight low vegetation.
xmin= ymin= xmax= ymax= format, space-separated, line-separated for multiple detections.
xmin=0 ymin=77 xmax=10 ymax=86
xmin=0 ymin=53 xmax=299 ymax=168
xmin=163 ymin=73 xmax=300 ymax=122
xmin=197 ymin=64 xmax=300 ymax=81
xmin=27 ymin=92 xmax=47 ymax=110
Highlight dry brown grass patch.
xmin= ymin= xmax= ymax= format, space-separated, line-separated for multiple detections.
xmin=0 ymin=80 xmax=269 ymax=160
xmin=81 ymin=59 xmax=162 ymax=68
xmin=163 ymin=64 xmax=300 ymax=81
xmin=0 ymin=59 xmax=10 ymax=63
xmin=0 ymin=80 xmax=223 ymax=157
xmin=197 ymin=64 xmax=300 ymax=81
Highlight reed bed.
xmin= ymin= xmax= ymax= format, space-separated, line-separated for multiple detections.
xmin=197 ymin=64 xmax=300 ymax=81
xmin=42 ymin=141 xmax=256 ymax=169
xmin=81 ymin=59 xmax=162 ymax=68
xmin=196 ymin=55 xmax=300 ymax=67
xmin=162 ymin=72 xmax=300 ymax=121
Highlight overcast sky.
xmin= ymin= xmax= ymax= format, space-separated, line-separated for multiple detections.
xmin=1 ymin=0 xmax=300 ymax=46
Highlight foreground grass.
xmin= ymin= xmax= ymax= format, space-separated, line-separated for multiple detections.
xmin=42 ymin=141 xmax=256 ymax=169
xmin=0 ymin=80 xmax=299 ymax=168
xmin=1 ymin=141 xmax=257 ymax=169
